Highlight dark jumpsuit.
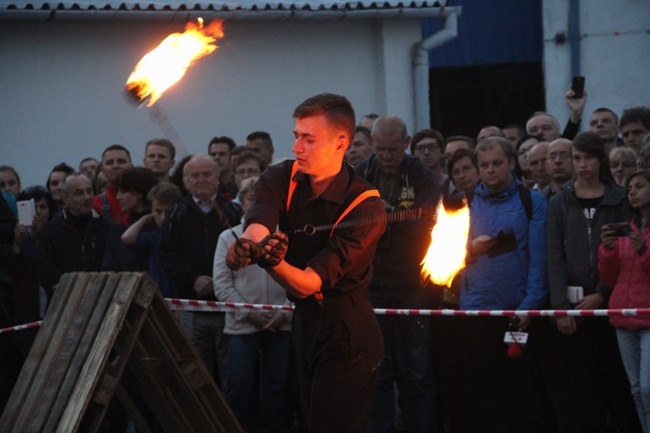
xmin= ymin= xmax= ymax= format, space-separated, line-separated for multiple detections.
xmin=245 ymin=160 xmax=387 ymax=433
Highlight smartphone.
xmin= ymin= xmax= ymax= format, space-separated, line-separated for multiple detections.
xmin=570 ymin=76 xmax=585 ymax=99
xmin=17 ymin=199 xmax=35 ymax=226
xmin=607 ymin=222 xmax=630 ymax=237
xmin=487 ymin=231 xmax=517 ymax=258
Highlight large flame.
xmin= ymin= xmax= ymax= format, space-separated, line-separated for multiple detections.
xmin=421 ymin=199 xmax=470 ymax=287
xmin=125 ymin=18 xmax=224 ymax=106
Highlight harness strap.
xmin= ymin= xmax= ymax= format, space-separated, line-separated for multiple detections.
xmin=286 ymin=161 xmax=300 ymax=213
xmin=286 ymin=161 xmax=380 ymax=238
xmin=329 ymin=189 xmax=380 ymax=237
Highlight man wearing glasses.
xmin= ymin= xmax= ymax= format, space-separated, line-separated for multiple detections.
xmin=541 ymin=138 xmax=574 ymax=201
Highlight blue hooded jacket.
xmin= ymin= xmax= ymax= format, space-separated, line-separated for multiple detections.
xmin=460 ymin=178 xmax=548 ymax=310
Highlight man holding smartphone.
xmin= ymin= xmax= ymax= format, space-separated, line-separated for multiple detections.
xmin=459 ymin=136 xmax=550 ymax=431
xmin=526 ymin=76 xmax=588 ymax=142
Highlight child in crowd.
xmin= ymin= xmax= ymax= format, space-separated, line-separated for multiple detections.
xmin=599 ymin=169 xmax=650 ymax=433
xmin=121 ymin=182 xmax=182 ymax=297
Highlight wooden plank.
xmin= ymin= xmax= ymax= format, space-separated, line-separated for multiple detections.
xmin=0 ymin=273 xmax=81 ymax=429
xmin=115 ymin=376 xmax=154 ymax=433
xmin=41 ymin=273 xmax=118 ymax=433
xmin=33 ymin=273 xmax=113 ymax=432
xmin=7 ymin=273 xmax=92 ymax=432
xmin=55 ymin=272 xmax=144 ymax=433
xmin=114 ymin=291 xmax=201 ymax=431
xmin=2 ymin=272 xmax=244 ymax=432
xmin=129 ymin=292 xmax=243 ymax=433
xmin=81 ymin=275 xmax=157 ymax=431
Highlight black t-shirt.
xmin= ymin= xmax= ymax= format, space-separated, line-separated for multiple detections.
xmin=575 ymin=195 xmax=603 ymax=226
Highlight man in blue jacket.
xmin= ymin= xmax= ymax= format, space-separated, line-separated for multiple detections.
xmin=460 ymin=136 xmax=549 ymax=432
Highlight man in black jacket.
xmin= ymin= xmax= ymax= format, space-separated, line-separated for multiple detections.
xmin=355 ymin=115 xmax=440 ymax=433
xmin=158 ymin=154 xmax=241 ymax=388
xmin=38 ymin=173 xmax=111 ymax=299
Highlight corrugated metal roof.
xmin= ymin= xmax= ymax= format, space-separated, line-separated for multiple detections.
xmin=0 ymin=0 xmax=449 ymax=16
xmin=0 ymin=0 xmax=453 ymax=20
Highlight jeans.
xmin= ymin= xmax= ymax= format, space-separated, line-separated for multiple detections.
xmin=617 ymin=328 xmax=650 ymax=433
xmin=178 ymin=311 xmax=228 ymax=389
xmin=369 ymin=284 xmax=436 ymax=433
xmin=225 ymin=331 xmax=292 ymax=433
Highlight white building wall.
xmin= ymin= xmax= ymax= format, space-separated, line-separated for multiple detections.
xmin=0 ymin=17 xmax=424 ymax=186
xmin=380 ymin=19 xmax=422 ymax=121
xmin=542 ymin=0 xmax=650 ymax=127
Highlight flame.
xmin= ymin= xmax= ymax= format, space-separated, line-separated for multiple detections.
xmin=421 ymin=198 xmax=470 ymax=287
xmin=125 ymin=18 xmax=224 ymax=106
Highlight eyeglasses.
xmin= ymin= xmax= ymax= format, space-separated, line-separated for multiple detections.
xmin=415 ymin=143 xmax=439 ymax=152
xmin=546 ymin=151 xmax=571 ymax=161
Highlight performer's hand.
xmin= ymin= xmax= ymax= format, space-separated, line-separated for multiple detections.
xmin=226 ymin=238 xmax=264 ymax=269
xmin=259 ymin=231 xmax=289 ymax=268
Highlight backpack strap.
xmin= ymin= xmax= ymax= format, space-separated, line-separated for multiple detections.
xmin=517 ymin=184 xmax=533 ymax=220
xmin=286 ymin=161 xmax=380 ymax=237
xmin=99 ymin=192 xmax=113 ymax=222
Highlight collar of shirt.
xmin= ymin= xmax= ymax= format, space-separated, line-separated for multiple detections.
xmin=294 ymin=164 xmax=349 ymax=205
xmin=193 ymin=195 xmax=217 ymax=213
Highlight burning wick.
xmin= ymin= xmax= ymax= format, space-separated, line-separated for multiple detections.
xmin=125 ymin=18 xmax=225 ymax=107
xmin=421 ymin=198 xmax=470 ymax=287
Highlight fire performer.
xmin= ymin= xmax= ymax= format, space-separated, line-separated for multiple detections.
xmin=226 ymin=93 xmax=387 ymax=433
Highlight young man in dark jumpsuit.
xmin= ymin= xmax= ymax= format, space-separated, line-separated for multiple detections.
xmin=226 ymin=93 xmax=387 ymax=433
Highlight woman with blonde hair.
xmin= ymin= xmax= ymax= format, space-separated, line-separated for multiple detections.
xmin=610 ymin=147 xmax=638 ymax=187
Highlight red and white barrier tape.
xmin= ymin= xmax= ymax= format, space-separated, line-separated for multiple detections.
xmin=166 ymin=299 xmax=650 ymax=318
xmin=3 ymin=301 xmax=650 ymax=334
xmin=0 ymin=320 xmax=42 ymax=334
xmin=167 ymin=298 xmax=293 ymax=312
xmin=372 ymin=308 xmax=650 ymax=317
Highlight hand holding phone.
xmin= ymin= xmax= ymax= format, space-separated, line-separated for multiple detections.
xmin=570 ymin=76 xmax=585 ymax=99
xmin=487 ymin=230 xmax=517 ymax=258
xmin=17 ymin=199 xmax=36 ymax=227
xmin=605 ymin=222 xmax=630 ymax=237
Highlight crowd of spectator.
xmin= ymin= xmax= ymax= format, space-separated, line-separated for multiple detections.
xmin=1 ymin=86 xmax=650 ymax=433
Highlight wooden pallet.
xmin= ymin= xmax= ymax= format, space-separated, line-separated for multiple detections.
xmin=0 ymin=272 xmax=243 ymax=433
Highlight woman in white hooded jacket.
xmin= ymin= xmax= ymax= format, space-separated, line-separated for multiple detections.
xmin=213 ymin=177 xmax=292 ymax=433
